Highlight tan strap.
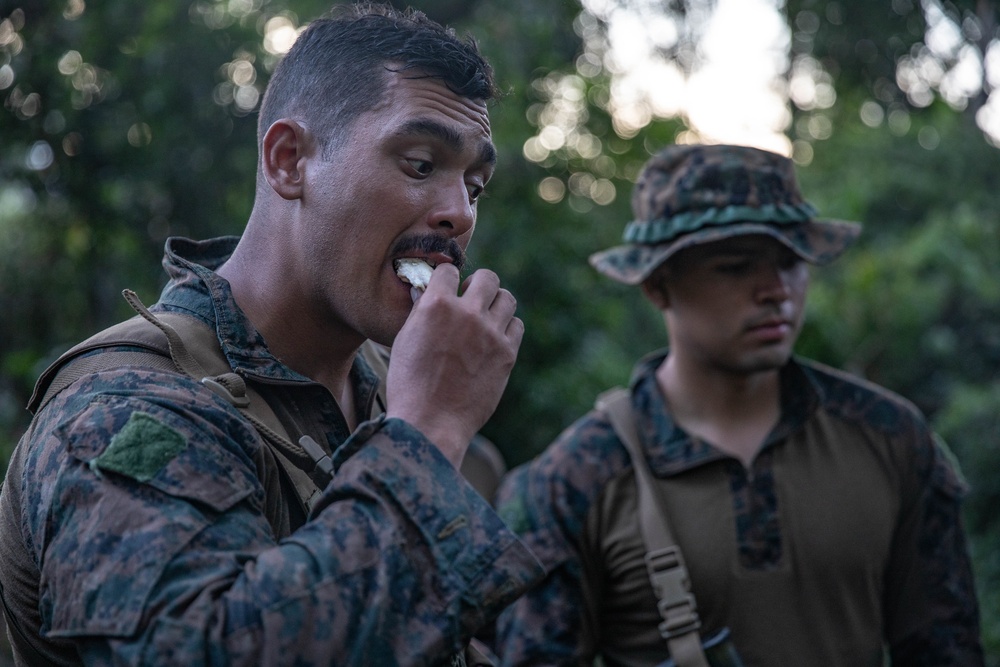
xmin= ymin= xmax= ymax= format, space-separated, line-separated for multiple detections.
xmin=32 ymin=290 xmax=334 ymax=518
xmin=125 ymin=292 xmax=340 ymax=517
xmin=122 ymin=289 xmax=213 ymax=379
xmin=35 ymin=349 xmax=177 ymax=413
xmin=596 ymin=387 xmax=710 ymax=667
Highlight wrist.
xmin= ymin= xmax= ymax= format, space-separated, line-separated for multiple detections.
xmin=383 ymin=411 xmax=471 ymax=469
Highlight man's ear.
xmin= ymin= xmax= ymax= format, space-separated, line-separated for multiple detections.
xmin=261 ymin=119 xmax=311 ymax=200
xmin=641 ymin=277 xmax=670 ymax=309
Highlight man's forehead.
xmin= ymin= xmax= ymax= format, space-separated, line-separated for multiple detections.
xmin=380 ymin=70 xmax=491 ymax=131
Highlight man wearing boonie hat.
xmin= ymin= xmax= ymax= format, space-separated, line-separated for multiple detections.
xmin=494 ymin=144 xmax=984 ymax=666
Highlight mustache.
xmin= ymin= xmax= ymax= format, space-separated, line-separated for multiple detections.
xmin=391 ymin=235 xmax=467 ymax=272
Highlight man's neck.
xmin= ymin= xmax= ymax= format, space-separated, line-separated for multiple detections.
xmin=217 ymin=239 xmax=361 ymax=427
xmin=656 ymin=355 xmax=783 ymax=467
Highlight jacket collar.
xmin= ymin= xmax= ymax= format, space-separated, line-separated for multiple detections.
xmin=155 ymin=236 xmax=380 ymax=402
xmin=628 ymin=348 xmax=820 ymax=476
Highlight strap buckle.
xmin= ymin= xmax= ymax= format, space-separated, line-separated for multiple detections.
xmin=645 ymin=546 xmax=701 ymax=640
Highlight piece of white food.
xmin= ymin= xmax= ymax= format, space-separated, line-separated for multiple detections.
xmin=394 ymin=258 xmax=434 ymax=291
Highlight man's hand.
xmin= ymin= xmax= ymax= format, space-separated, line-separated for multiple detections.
xmin=385 ymin=264 xmax=523 ymax=468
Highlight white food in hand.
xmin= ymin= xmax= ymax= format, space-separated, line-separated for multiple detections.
xmin=394 ymin=258 xmax=434 ymax=291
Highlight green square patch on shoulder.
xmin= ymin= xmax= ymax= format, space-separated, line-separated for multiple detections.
xmin=92 ymin=411 xmax=187 ymax=482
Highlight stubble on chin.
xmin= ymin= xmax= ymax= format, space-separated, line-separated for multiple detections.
xmin=726 ymin=346 xmax=794 ymax=376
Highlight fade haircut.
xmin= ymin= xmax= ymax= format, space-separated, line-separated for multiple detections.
xmin=257 ymin=2 xmax=498 ymax=158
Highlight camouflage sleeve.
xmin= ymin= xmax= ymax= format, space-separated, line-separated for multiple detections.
xmin=21 ymin=369 xmax=543 ymax=666
xmin=885 ymin=429 xmax=985 ymax=667
xmin=493 ymin=413 xmax=629 ymax=666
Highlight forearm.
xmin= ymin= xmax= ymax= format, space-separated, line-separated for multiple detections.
xmin=41 ymin=419 xmax=542 ymax=666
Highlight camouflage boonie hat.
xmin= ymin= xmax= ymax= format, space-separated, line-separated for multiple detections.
xmin=589 ymin=144 xmax=862 ymax=285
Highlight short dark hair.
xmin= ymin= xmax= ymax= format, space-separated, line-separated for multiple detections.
xmin=257 ymin=2 xmax=497 ymax=156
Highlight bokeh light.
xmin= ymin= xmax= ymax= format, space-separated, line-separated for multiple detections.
xmin=263 ymin=15 xmax=300 ymax=55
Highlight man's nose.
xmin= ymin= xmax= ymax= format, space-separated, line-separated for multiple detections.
xmin=429 ymin=179 xmax=475 ymax=237
xmin=755 ymin=264 xmax=792 ymax=302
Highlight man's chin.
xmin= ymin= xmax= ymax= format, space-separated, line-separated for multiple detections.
xmin=732 ymin=348 xmax=793 ymax=375
xmin=357 ymin=315 xmax=403 ymax=350
xmin=369 ymin=324 xmax=403 ymax=349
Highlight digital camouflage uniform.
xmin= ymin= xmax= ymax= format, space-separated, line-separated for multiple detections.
xmin=493 ymin=144 xmax=985 ymax=666
xmin=0 ymin=236 xmax=543 ymax=666
xmin=494 ymin=351 xmax=984 ymax=666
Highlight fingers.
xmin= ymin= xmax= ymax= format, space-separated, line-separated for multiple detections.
xmin=458 ymin=267 xmax=500 ymax=299
xmin=488 ymin=282 xmax=517 ymax=315
xmin=423 ymin=266 xmax=518 ymax=332
xmin=411 ymin=263 xmax=459 ymax=303
xmin=387 ymin=265 xmax=523 ymax=466
xmin=459 ymin=269 xmax=516 ymax=317
xmin=424 ymin=262 xmax=461 ymax=295
xmin=506 ymin=313 xmax=525 ymax=346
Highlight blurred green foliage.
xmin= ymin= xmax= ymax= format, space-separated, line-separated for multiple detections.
xmin=1 ymin=0 xmax=997 ymax=662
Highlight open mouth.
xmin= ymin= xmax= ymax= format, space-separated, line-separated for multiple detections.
xmin=393 ymin=258 xmax=435 ymax=291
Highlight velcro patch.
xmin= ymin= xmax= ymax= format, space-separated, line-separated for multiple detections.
xmin=92 ymin=411 xmax=187 ymax=482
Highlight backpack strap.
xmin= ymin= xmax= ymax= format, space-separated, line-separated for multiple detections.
xmin=29 ymin=290 xmax=336 ymax=517
xmin=596 ymin=387 xmax=710 ymax=667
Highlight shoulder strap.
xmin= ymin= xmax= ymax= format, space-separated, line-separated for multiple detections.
xmin=29 ymin=319 xmax=177 ymax=415
xmin=30 ymin=290 xmax=335 ymax=515
xmin=596 ymin=387 xmax=710 ymax=667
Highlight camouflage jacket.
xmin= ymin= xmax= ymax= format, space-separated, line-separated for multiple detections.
xmin=0 ymin=236 xmax=543 ymax=666
xmin=494 ymin=350 xmax=984 ymax=667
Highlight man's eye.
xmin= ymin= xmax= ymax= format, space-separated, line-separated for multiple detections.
xmin=778 ymin=252 xmax=802 ymax=270
xmin=717 ymin=261 xmax=751 ymax=274
xmin=406 ymin=159 xmax=433 ymax=176
xmin=468 ymin=183 xmax=485 ymax=203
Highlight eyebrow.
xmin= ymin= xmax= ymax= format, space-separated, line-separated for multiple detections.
xmin=395 ymin=118 xmax=497 ymax=167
